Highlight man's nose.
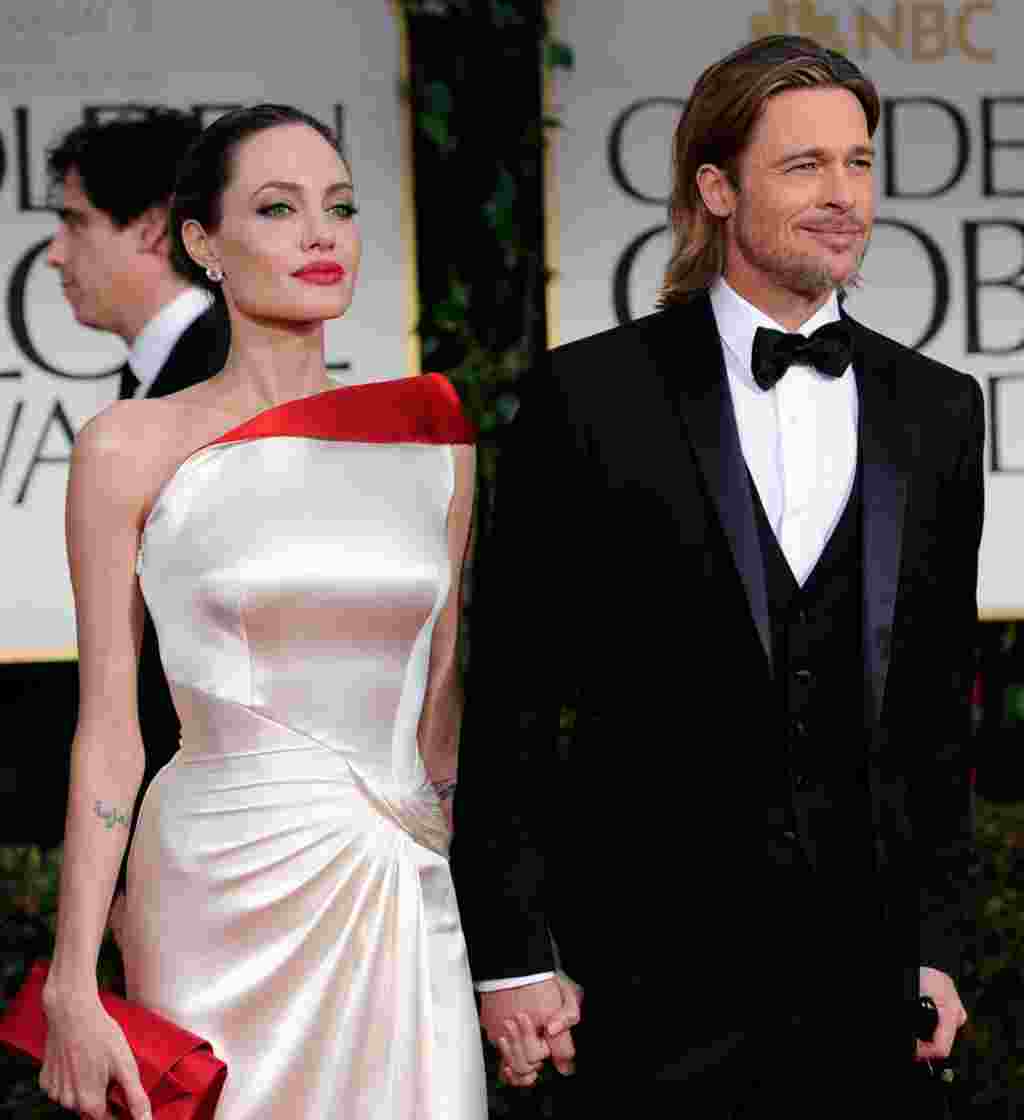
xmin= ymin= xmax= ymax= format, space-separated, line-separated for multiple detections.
xmin=822 ymin=166 xmax=856 ymax=210
xmin=46 ymin=230 xmax=65 ymax=268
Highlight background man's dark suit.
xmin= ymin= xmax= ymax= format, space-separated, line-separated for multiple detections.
xmin=452 ymin=291 xmax=982 ymax=1108
xmin=123 ymin=304 xmax=229 ymax=807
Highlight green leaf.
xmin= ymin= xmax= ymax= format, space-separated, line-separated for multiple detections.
xmin=418 ymin=112 xmax=449 ymax=150
xmin=424 ymin=79 xmax=452 ymax=115
xmin=545 ymin=39 xmax=574 ymax=70
xmin=1003 ymin=683 xmax=1024 ymax=723
xmin=483 ymin=167 xmax=518 ymax=248
xmin=491 ymin=0 xmax=522 ymax=28
xmin=449 ymin=280 xmax=470 ymax=309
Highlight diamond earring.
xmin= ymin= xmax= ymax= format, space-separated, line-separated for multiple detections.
xmin=205 ymin=265 xmax=224 ymax=282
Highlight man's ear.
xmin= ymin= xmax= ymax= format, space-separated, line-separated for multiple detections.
xmin=135 ymin=204 xmax=172 ymax=256
xmin=696 ymin=164 xmax=737 ymax=219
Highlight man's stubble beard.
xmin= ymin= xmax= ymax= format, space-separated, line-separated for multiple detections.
xmin=732 ymin=201 xmax=869 ymax=302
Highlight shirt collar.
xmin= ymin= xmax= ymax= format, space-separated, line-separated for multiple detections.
xmin=709 ymin=277 xmax=841 ymax=385
xmin=128 ymin=287 xmax=213 ymax=394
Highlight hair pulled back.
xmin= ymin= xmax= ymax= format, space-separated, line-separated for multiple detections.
xmin=169 ymin=104 xmax=343 ymax=296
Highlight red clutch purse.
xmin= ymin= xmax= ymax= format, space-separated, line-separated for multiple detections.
xmin=0 ymin=960 xmax=227 ymax=1120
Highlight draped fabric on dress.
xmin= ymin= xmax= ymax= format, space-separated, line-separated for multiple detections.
xmin=122 ymin=375 xmax=487 ymax=1120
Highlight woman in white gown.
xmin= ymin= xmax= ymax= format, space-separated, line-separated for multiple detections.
xmin=38 ymin=104 xmax=495 ymax=1120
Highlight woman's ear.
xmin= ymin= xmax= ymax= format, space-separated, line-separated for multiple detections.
xmin=181 ymin=218 xmax=218 ymax=274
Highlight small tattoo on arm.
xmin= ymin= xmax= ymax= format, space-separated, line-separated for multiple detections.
xmin=433 ymin=779 xmax=457 ymax=802
xmin=94 ymin=800 xmax=130 ymax=830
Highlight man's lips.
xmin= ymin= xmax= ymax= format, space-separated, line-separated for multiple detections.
xmin=292 ymin=263 xmax=346 ymax=284
xmin=800 ymin=226 xmax=865 ymax=253
xmin=801 ymin=225 xmax=865 ymax=238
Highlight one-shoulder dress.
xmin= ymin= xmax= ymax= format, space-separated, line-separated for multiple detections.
xmin=121 ymin=374 xmax=488 ymax=1120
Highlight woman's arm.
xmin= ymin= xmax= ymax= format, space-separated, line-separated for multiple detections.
xmin=417 ymin=444 xmax=476 ymax=830
xmin=40 ymin=403 xmax=159 ymax=1120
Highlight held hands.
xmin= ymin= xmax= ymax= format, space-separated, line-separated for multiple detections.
xmin=479 ymin=972 xmax=583 ymax=1088
xmin=916 ymin=966 xmax=967 ymax=1062
xmin=39 ymin=987 xmax=150 ymax=1120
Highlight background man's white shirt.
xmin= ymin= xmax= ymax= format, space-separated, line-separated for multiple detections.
xmin=126 ymin=287 xmax=213 ymax=398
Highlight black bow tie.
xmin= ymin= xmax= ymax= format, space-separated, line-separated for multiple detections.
xmin=751 ymin=321 xmax=853 ymax=391
xmin=118 ymin=362 xmax=141 ymax=400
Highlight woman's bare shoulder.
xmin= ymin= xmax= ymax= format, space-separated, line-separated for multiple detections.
xmin=76 ymin=398 xmax=174 ymax=457
xmin=78 ymin=393 xmax=240 ymax=457
xmin=71 ymin=397 xmax=226 ymax=516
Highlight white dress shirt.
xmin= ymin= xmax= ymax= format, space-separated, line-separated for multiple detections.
xmin=477 ymin=281 xmax=859 ymax=994
xmin=710 ymin=277 xmax=858 ymax=585
xmin=126 ymin=287 xmax=213 ymax=399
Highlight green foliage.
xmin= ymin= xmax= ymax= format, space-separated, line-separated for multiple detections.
xmin=962 ymin=798 xmax=1024 ymax=1109
xmin=398 ymin=0 xmax=571 ymax=480
xmin=543 ymin=39 xmax=574 ymax=70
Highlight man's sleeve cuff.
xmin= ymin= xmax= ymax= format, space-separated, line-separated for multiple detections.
xmin=475 ymin=971 xmax=557 ymax=993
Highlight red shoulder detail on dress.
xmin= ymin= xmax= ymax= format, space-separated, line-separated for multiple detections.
xmin=207 ymin=373 xmax=476 ymax=450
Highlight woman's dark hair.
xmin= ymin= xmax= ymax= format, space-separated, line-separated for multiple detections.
xmin=169 ymin=104 xmax=344 ymax=296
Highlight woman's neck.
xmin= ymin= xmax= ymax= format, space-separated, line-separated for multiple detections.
xmin=216 ymin=314 xmax=334 ymax=411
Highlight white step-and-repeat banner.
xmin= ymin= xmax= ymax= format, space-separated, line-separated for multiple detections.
xmin=0 ymin=0 xmax=412 ymax=659
xmin=553 ymin=0 xmax=1021 ymax=616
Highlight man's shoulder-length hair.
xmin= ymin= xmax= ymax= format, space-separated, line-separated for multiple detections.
xmin=658 ymin=35 xmax=880 ymax=310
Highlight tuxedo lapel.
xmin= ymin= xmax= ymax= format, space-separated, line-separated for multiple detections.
xmin=850 ymin=317 xmax=912 ymax=729
xmin=146 ymin=304 xmax=230 ymax=399
xmin=660 ymin=295 xmax=773 ymax=673
xmin=116 ymin=362 xmax=139 ymax=401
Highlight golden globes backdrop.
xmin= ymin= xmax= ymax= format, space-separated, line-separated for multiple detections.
xmin=552 ymin=0 xmax=1020 ymax=616
xmin=0 ymin=0 xmax=411 ymax=660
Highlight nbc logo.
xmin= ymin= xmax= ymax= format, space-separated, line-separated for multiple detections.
xmin=750 ymin=0 xmax=995 ymax=61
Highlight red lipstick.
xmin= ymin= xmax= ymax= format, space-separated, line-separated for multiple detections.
xmin=292 ymin=262 xmax=346 ymax=285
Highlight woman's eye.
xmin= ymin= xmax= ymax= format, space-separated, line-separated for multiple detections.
xmin=329 ymin=203 xmax=359 ymax=219
xmin=258 ymin=202 xmax=292 ymax=217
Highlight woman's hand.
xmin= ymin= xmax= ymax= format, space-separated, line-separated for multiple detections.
xmin=497 ymin=1012 xmax=550 ymax=1088
xmin=40 ymin=987 xmax=150 ymax=1120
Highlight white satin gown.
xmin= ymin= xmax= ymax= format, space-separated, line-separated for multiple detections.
xmin=121 ymin=374 xmax=488 ymax=1120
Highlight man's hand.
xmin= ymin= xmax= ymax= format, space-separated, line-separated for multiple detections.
xmin=547 ymin=971 xmax=583 ymax=1039
xmin=479 ymin=977 xmax=578 ymax=1077
xmin=916 ymin=966 xmax=967 ymax=1061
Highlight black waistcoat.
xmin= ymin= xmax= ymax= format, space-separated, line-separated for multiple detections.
xmin=749 ymin=464 xmax=877 ymax=886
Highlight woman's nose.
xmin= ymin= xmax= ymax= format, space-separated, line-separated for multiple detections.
xmin=301 ymin=212 xmax=336 ymax=251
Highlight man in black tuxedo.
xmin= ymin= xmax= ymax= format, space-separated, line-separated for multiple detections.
xmin=452 ymin=35 xmax=981 ymax=1114
xmin=47 ymin=111 xmax=229 ymax=819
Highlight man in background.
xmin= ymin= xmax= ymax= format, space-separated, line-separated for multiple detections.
xmin=47 ymin=109 xmax=229 ymax=827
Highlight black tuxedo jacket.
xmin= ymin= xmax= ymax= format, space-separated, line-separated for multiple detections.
xmin=451 ymin=292 xmax=983 ymax=1070
xmin=131 ymin=304 xmax=229 ymax=805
